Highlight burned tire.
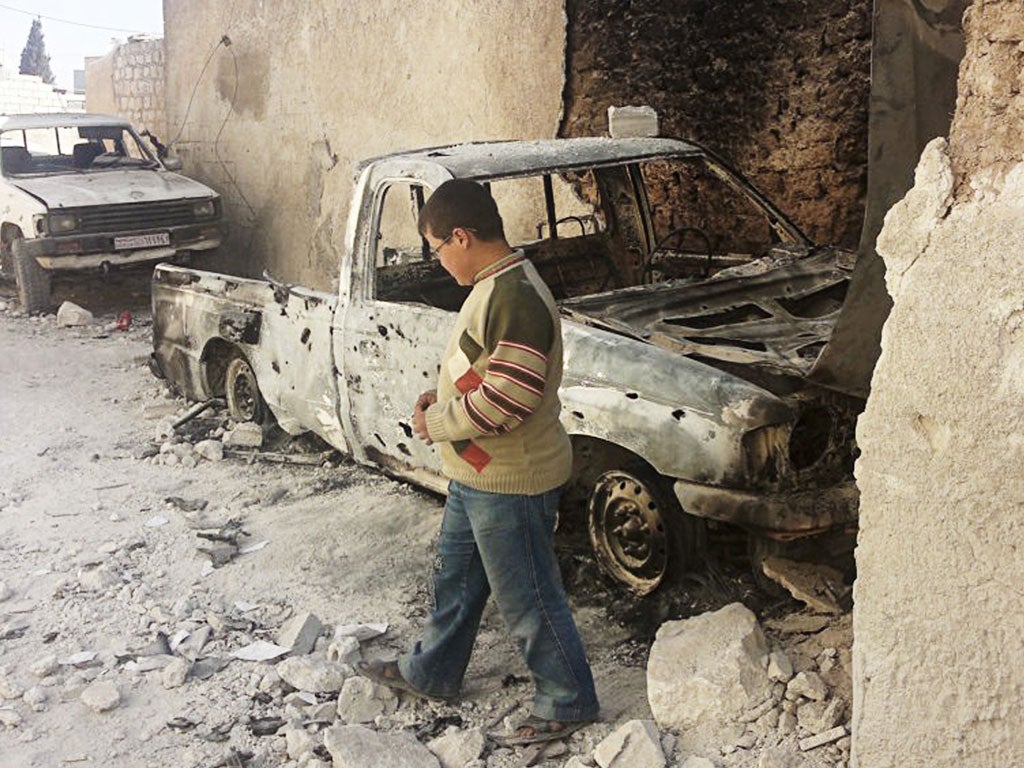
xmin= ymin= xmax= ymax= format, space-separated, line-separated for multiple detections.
xmin=11 ymin=237 xmax=51 ymax=315
xmin=224 ymin=355 xmax=267 ymax=424
xmin=587 ymin=465 xmax=704 ymax=595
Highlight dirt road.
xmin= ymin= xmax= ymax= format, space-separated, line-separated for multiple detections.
xmin=0 ymin=296 xmax=652 ymax=768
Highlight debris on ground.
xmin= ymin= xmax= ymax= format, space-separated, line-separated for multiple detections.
xmin=760 ymin=558 xmax=850 ymax=614
xmin=56 ymin=301 xmax=94 ymax=327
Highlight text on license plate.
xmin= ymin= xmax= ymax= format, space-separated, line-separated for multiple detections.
xmin=114 ymin=232 xmax=170 ymax=250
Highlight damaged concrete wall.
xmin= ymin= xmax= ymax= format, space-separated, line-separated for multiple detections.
xmin=162 ymin=1 xmax=565 ymax=288
xmin=85 ymin=37 xmax=167 ymax=136
xmin=561 ymin=0 xmax=872 ymax=248
xmin=853 ymin=1 xmax=1024 ymax=765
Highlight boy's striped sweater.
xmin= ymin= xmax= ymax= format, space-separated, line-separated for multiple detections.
xmin=423 ymin=250 xmax=573 ymax=495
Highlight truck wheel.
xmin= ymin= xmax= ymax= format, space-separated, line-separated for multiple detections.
xmin=587 ymin=466 xmax=704 ymax=595
xmin=225 ymin=355 xmax=267 ymax=424
xmin=11 ymin=237 xmax=52 ymax=314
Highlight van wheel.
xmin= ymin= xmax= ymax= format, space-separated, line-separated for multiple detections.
xmin=12 ymin=237 xmax=52 ymax=314
xmin=225 ymin=355 xmax=267 ymax=424
xmin=587 ymin=465 xmax=704 ymax=595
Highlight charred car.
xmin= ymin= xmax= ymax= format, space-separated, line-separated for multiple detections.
xmin=0 ymin=112 xmax=222 ymax=313
xmin=151 ymin=137 xmax=862 ymax=595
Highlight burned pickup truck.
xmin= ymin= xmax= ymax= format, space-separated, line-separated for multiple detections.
xmin=151 ymin=137 xmax=861 ymax=595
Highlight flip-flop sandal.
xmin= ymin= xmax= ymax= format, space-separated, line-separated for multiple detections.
xmin=356 ymin=659 xmax=456 ymax=703
xmin=488 ymin=713 xmax=593 ymax=747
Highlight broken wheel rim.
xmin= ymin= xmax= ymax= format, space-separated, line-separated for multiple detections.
xmin=588 ymin=469 xmax=669 ymax=595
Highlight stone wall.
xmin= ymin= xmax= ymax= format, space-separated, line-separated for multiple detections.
xmin=852 ymin=1 xmax=1024 ymax=765
xmin=85 ymin=37 xmax=166 ymax=137
xmin=0 ymin=68 xmax=71 ymax=113
xmin=560 ymin=0 xmax=872 ymax=249
xmin=162 ymin=1 xmax=566 ymax=288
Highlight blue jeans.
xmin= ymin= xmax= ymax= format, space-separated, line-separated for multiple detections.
xmin=398 ymin=481 xmax=599 ymax=721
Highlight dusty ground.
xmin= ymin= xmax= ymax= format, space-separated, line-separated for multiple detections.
xmin=0 ymin=278 xmax=853 ymax=768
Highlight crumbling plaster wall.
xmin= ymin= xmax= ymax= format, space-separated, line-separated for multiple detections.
xmin=162 ymin=1 xmax=565 ymax=288
xmin=561 ymin=0 xmax=871 ymax=248
xmin=853 ymin=2 xmax=1024 ymax=766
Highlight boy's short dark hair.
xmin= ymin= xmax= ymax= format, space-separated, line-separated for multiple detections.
xmin=418 ymin=179 xmax=505 ymax=242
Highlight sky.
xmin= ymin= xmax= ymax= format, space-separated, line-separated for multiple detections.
xmin=0 ymin=0 xmax=163 ymax=91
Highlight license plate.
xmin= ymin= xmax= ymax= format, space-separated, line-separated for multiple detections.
xmin=114 ymin=232 xmax=170 ymax=250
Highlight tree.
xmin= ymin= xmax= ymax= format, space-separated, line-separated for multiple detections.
xmin=19 ymin=19 xmax=55 ymax=85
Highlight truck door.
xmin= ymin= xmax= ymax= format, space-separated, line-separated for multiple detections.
xmin=341 ymin=177 xmax=458 ymax=492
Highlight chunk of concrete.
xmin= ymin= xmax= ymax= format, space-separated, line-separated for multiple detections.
xmin=327 ymin=635 xmax=361 ymax=664
xmin=756 ymin=746 xmax=802 ymax=768
xmin=224 ymin=423 xmax=263 ymax=448
xmin=647 ymin=603 xmax=771 ymax=752
xmin=80 ymin=680 xmax=120 ymax=712
xmin=56 ymin=301 xmax=93 ymax=327
xmin=277 ymin=657 xmax=352 ymax=693
xmin=594 ymin=720 xmax=665 ymax=768
xmin=767 ymin=650 xmax=794 ymax=683
xmin=284 ymin=725 xmax=315 ymax=760
xmin=277 ymin=612 xmax=323 ymax=656
xmin=324 ymin=724 xmax=441 ymax=768
xmin=786 ymin=671 xmax=827 ymax=702
xmin=161 ymin=657 xmax=190 ymax=689
xmin=193 ymin=439 xmax=224 ymax=462
xmin=427 ymin=726 xmax=486 ymax=768
xmin=607 ymin=105 xmax=659 ymax=138
xmin=335 ymin=675 xmax=398 ymax=724
xmin=760 ymin=558 xmax=847 ymax=615
xmin=77 ymin=566 xmax=121 ymax=592
xmin=797 ymin=698 xmax=845 ymax=732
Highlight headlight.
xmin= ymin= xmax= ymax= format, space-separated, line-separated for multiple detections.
xmin=192 ymin=199 xmax=217 ymax=219
xmin=48 ymin=212 xmax=78 ymax=234
xmin=741 ymin=424 xmax=789 ymax=482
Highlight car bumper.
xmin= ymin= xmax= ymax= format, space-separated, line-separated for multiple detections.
xmin=20 ymin=224 xmax=222 ymax=271
xmin=673 ymin=478 xmax=859 ymax=536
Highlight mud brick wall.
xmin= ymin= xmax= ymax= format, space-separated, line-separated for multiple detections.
xmin=86 ymin=38 xmax=167 ymax=137
xmin=561 ymin=0 xmax=872 ymax=248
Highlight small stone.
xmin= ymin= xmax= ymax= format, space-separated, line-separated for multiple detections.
xmin=277 ymin=612 xmax=323 ymax=656
xmin=0 ymin=671 xmax=24 ymax=704
xmin=194 ymin=439 xmax=224 ymax=462
xmin=798 ymin=698 xmax=845 ymax=733
xmin=324 ymin=724 xmax=440 ymax=767
xmin=756 ymin=745 xmax=802 ymax=768
xmin=427 ymin=726 xmax=486 ymax=768
xmin=80 ymin=680 xmax=120 ymax=712
xmin=285 ymin=725 xmax=315 ymax=760
xmin=78 ymin=566 xmax=121 ymax=592
xmin=594 ymin=720 xmax=665 ymax=768
xmin=162 ymin=658 xmax=190 ymax=689
xmin=735 ymin=730 xmax=757 ymax=749
xmin=224 ymin=423 xmax=263 ymax=448
xmin=57 ymin=301 xmax=94 ymax=327
xmin=23 ymin=687 xmax=46 ymax=711
xmin=786 ymin=671 xmax=827 ymax=702
xmin=30 ymin=655 xmax=59 ymax=678
xmin=778 ymin=710 xmax=797 ymax=736
xmin=277 ymin=657 xmax=352 ymax=693
xmin=767 ymin=650 xmax=794 ymax=683
xmin=336 ymin=675 xmax=398 ymax=723
xmin=0 ymin=708 xmax=22 ymax=728
xmin=327 ymin=635 xmax=361 ymax=664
